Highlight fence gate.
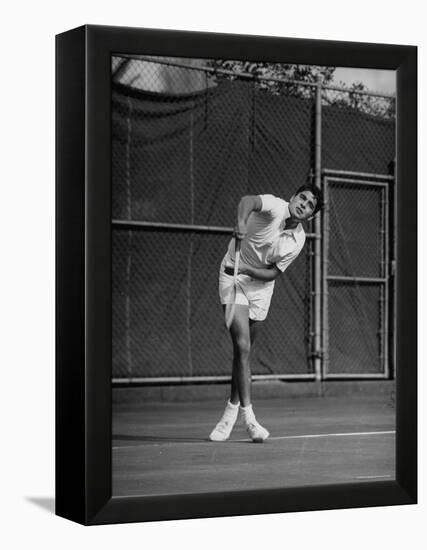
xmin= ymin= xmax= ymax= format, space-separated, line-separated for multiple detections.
xmin=322 ymin=170 xmax=393 ymax=379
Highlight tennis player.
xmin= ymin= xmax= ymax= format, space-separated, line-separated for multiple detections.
xmin=209 ymin=185 xmax=324 ymax=442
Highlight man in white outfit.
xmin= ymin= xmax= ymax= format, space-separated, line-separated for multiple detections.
xmin=209 ymin=184 xmax=324 ymax=443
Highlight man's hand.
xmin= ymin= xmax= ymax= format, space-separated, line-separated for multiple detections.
xmin=233 ymin=224 xmax=247 ymax=241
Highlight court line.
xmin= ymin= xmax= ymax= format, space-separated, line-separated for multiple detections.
xmin=240 ymin=430 xmax=396 ymax=442
xmin=356 ymin=475 xmax=393 ymax=479
xmin=113 ymin=430 xmax=395 ymax=450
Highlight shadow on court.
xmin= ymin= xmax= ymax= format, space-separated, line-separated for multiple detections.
xmin=112 ymin=394 xmax=395 ymax=497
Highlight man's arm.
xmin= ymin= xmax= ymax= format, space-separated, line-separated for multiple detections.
xmin=225 ymin=262 xmax=281 ymax=282
xmin=235 ymin=195 xmax=262 ymax=239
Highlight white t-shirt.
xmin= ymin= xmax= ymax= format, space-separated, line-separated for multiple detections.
xmin=224 ymin=194 xmax=306 ymax=273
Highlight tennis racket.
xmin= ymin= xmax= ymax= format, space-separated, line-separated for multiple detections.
xmin=224 ymin=238 xmax=241 ymax=329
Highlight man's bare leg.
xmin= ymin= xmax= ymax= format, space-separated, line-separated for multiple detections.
xmin=209 ymin=306 xmax=269 ymax=442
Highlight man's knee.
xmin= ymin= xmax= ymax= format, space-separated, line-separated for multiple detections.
xmin=234 ymin=335 xmax=251 ymax=358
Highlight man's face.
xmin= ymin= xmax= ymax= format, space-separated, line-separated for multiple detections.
xmin=288 ymin=190 xmax=317 ymax=221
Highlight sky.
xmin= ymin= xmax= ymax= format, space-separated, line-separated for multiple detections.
xmin=332 ymin=67 xmax=396 ymax=95
xmin=116 ymin=56 xmax=397 ymax=96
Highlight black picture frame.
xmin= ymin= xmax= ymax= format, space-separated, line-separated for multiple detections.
xmin=56 ymin=24 xmax=417 ymax=526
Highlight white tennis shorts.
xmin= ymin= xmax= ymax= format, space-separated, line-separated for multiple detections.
xmin=218 ymin=258 xmax=275 ymax=321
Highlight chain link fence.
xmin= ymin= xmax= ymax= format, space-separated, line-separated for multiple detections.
xmin=111 ymin=55 xmax=395 ymax=383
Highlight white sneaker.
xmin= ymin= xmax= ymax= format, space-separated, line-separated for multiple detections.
xmin=246 ymin=421 xmax=270 ymax=443
xmin=209 ymin=417 xmax=237 ymax=442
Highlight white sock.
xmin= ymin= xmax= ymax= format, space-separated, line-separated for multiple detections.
xmin=240 ymin=404 xmax=256 ymax=425
xmin=223 ymin=400 xmax=239 ymax=419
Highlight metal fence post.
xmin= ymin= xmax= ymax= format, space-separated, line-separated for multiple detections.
xmin=314 ymin=74 xmax=323 ymax=381
xmin=322 ymin=178 xmax=330 ymax=378
xmin=384 ymin=183 xmax=390 ymax=377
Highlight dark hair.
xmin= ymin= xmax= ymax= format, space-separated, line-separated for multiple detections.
xmin=294 ymin=184 xmax=324 ymax=215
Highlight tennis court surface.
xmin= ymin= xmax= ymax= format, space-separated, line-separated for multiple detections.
xmin=113 ymin=387 xmax=395 ymax=497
